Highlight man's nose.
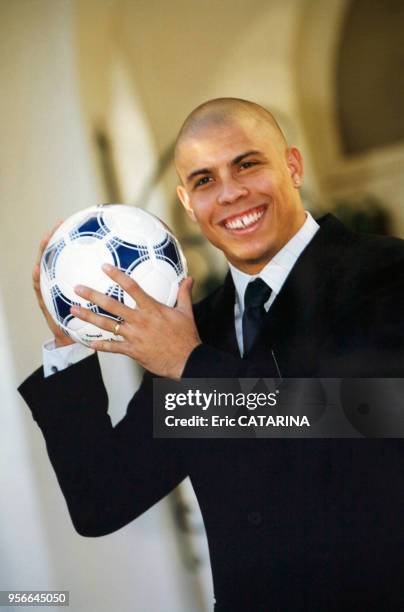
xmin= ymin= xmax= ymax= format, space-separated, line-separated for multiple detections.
xmin=217 ymin=177 xmax=248 ymax=205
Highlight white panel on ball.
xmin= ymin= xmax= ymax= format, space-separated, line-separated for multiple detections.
xmin=56 ymin=240 xmax=115 ymax=303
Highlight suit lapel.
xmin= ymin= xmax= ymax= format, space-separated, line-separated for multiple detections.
xmin=200 ymin=272 xmax=240 ymax=355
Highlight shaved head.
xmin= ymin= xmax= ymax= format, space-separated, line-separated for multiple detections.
xmin=174 ymin=97 xmax=287 ymax=173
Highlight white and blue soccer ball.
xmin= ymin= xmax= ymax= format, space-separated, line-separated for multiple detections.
xmin=40 ymin=204 xmax=187 ymax=346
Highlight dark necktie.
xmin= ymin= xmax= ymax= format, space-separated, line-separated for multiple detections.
xmin=242 ymin=278 xmax=272 ymax=356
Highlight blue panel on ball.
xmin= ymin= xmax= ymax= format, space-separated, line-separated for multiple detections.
xmin=154 ymin=235 xmax=182 ymax=274
xmin=106 ymin=237 xmax=149 ymax=271
xmin=51 ymin=286 xmax=76 ymax=325
xmin=69 ymin=212 xmax=109 ymax=241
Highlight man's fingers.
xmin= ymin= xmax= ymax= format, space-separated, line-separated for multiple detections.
xmin=70 ymin=305 xmax=126 ymax=337
xmin=73 ymin=285 xmax=131 ymax=321
xmin=176 ymin=277 xmax=194 ymax=314
xmin=32 ymin=264 xmax=45 ymax=305
xmin=32 ymin=263 xmax=40 ymax=284
xmin=89 ymin=338 xmax=132 ymax=354
xmin=101 ymin=264 xmax=155 ymax=309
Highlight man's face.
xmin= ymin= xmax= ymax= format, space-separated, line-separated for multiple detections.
xmin=176 ymin=117 xmax=305 ymax=274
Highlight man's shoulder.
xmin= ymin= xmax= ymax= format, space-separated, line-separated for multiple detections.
xmin=351 ymin=231 xmax=404 ymax=287
xmin=318 ymin=214 xmax=404 ymax=273
xmin=353 ymin=228 xmax=404 ymax=256
xmin=314 ymin=216 xmax=404 ymax=312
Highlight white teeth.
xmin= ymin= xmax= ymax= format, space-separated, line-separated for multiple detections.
xmin=225 ymin=209 xmax=264 ymax=230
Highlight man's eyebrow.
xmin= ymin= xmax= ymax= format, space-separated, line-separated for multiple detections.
xmin=185 ymin=150 xmax=263 ymax=183
xmin=186 ymin=167 xmax=211 ymax=182
xmin=232 ymin=150 xmax=262 ymax=165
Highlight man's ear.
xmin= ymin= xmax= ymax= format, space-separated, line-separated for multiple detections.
xmin=286 ymin=147 xmax=303 ymax=188
xmin=177 ymin=185 xmax=197 ymax=222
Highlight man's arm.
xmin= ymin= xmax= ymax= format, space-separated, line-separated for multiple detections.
xmin=19 ymin=355 xmax=187 ymax=536
xmin=22 ymin=219 xmax=188 ymax=536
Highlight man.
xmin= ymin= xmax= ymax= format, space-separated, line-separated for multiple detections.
xmin=19 ymin=98 xmax=404 ymax=610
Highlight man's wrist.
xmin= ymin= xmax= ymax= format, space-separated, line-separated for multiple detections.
xmin=43 ymin=338 xmax=94 ymax=377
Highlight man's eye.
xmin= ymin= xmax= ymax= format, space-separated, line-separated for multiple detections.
xmin=240 ymin=161 xmax=258 ymax=170
xmin=195 ymin=176 xmax=212 ymax=188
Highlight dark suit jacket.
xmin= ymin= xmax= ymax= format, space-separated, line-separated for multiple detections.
xmin=19 ymin=215 xmax=404 ymax=611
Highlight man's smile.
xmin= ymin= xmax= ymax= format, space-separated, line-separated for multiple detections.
xmin=219 ymin=204 xmax=267 ymax=233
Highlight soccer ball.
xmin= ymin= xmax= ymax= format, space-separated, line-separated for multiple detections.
xmin=40 ymin=204 xmax=188 ymax=346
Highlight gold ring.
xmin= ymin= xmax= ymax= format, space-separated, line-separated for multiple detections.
xmin=113 ymin=321 xmax=122 ymax=336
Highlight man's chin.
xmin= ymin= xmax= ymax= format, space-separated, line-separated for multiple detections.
xmin=226 ymin=249 xmax=274 ymax=274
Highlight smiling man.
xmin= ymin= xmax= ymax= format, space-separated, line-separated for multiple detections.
xmin=19 ymin=98 xmax=404 ymax=611
xmin=175 ymin=100 xmax=306 ymax=275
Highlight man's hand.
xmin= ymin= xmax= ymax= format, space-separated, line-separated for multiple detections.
xmin=33 ymin=222 xmax=75 ymax=348
xmin=71 ymin=264 xmax=202 ymax=379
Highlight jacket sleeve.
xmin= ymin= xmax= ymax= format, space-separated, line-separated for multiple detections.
xmin=18 ymin=354 xmax=187 ymax=537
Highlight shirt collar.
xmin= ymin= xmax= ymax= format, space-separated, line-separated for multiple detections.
xmin=229 ymin=211 xmax=319 ymax=309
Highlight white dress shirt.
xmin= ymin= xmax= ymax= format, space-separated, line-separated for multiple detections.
xmin=229 ymin=211 xmax=319 ymax=355
xmin=43 ymin=211 xmax=319 ymax=375
xmin=42 ymin=339 xmax=94 ymax=378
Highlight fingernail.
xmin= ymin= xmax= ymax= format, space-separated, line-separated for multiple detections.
xmin=102 ymin=263 xmax=113 ymax=272
xmin=74 ymin=285 xmax=84 ymax=294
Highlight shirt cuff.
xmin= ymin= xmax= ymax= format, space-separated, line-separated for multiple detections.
xmin=43 ymin=339 xmax=95 ymax=378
